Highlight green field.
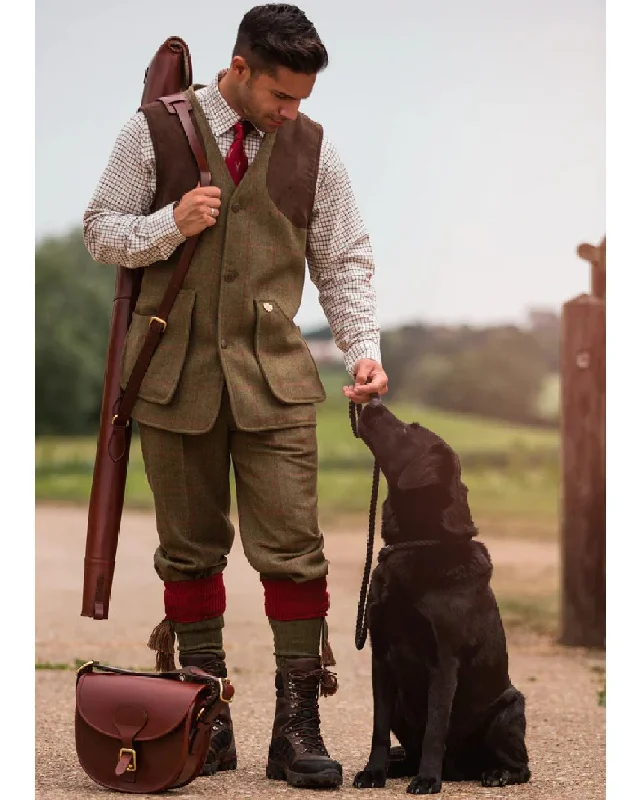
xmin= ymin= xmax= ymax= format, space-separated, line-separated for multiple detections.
xmin=36 ymin=375 xmax=560 ymax=540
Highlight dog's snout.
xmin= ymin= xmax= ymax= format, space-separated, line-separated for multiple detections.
xmin=357 ymin=400 xmax=386 ymax=442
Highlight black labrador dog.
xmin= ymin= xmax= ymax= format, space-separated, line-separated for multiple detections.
xmin=353 ymin=402 xmax=531 ymax=794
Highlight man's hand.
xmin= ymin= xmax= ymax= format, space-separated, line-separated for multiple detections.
xmin=342 ymin=359 xmax=389 ymax=404
xmin=173 ymin=184 xmax=223 ymax=238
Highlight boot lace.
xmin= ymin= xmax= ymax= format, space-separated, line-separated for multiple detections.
xmin=285 ymin=668 xmax=329 ymax=754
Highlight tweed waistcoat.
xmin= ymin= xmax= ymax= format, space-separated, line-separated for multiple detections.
xmin=119 ymin=87 xmax=326 ymax=433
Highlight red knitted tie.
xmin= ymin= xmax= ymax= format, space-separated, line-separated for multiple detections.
xmin=225 ymin=120 xmax=250 ymax=185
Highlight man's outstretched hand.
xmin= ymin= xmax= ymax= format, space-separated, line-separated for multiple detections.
xmin=342 ymin=359 xmax=389 ymax=404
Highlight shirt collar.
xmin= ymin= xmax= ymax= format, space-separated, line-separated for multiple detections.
xmin=198 ymin=69 xmax=265 ymax=139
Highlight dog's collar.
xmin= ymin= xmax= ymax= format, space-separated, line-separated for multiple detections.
xmin=377 ymin=538 xmax=473 ymax=563
xmin=377 ymin=540 xmax=440 ymax=563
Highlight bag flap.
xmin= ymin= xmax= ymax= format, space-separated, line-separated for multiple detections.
xmin=76 ymin=673 xmax=207 ymax=741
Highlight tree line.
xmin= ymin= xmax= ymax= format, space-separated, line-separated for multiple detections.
xmin=35 ymin=228 xmax=560 ymax=435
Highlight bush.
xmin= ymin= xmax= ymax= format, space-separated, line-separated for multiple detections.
xmin=35 ymin=230 xmax=115 ymax=434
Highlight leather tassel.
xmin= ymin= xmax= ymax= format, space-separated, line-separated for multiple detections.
xmin=147 ymin=617 xmax=176 ymax=672
xmin=320 ymin=668 xmax=339 ymax=697
xmin=321 ymin=639 xmax=336 ymax=668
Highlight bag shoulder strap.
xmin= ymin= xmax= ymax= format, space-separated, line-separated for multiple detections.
xmin=109 ymin=93 xmax=210 ymax=460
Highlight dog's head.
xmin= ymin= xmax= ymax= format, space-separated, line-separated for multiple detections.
xmin=358 ymin=402 xmax=477 ymax=543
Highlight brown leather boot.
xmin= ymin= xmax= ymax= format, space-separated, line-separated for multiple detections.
xmin=266 ymin=657 xmax=342 ymax=788
xmin=179 ymin=653 xmax=237 ymax=776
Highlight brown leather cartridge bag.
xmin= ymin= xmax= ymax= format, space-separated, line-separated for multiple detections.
xmin=75 ymin=661 xmax=234 ymax=793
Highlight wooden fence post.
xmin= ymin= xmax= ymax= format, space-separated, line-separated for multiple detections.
xmin=559 ymin=237 xmax=606 ymax=648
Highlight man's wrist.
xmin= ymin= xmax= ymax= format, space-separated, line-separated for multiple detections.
xmin=159 ymin=201 xmax=186 ymax=246
xmin=170 ymin=200 xmax=187 ymax=239
xmin=344 ymin=342 xmax=382 ymax=377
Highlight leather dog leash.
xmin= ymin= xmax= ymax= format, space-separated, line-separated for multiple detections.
xmin=349 ymin=398 xmax=446 ymax=648
xmin=348 ymin=398 xmax=381 ymax=651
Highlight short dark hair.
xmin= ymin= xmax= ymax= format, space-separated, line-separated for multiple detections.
xmin=233 ymin=4 xmax=329 ymax=75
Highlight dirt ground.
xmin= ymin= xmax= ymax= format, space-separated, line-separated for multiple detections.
xmin=35 ymin=505 xmax=605 ymax=799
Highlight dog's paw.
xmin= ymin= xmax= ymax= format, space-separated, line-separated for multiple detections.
xmin=481 ymin=766 xmax=531 ymax=787
xmin=406 ymin=775 xmax=442 ymax=794
xmin=353 ymin=767 xmax=387 ymax=789
xmin=387 ymin=746 xmax=416 ymax=779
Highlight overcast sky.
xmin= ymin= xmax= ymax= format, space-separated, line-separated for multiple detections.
xmin=35 ymin=0 xmax=605 ymax=330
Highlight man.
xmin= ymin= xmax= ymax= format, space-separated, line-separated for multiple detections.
xmin=84 ymin=3 xmax=387 ymax=790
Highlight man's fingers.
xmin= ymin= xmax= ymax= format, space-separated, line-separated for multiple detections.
xmin=197 ymin=185 xmax=222 ymax=198
xmin=354 ymin=382 xmax=382 ymax=398
xmin=367 ymin=373 xmax=388 ymax=393
xmin=343 ymin=362 xmax=389 ymax=403
xmin=343 ymin=387 xmax=377 ymax=404
xmin=343 ymin=381 xmax=378 ymax=396
xmin=354 ymin=364 xmax=371 ymax=386
xmin=199 ymin=196 xmax=221 ymax=210
xmin=355 ymin=367 xmax=387 ymax=393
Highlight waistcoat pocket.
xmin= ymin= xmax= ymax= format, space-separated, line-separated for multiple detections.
xmin=120 ymin=289 xmax=197 ymax=405
xmin=254 ymin=299 xmax=326 ymax=405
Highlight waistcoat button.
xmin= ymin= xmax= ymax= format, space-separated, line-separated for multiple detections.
xmin=224 ymin=270 xmax=238 ymax=283
xmin=231 ymin=202 xmax=241 ymax=213
xmin=220 ymin=339 xmax=228 ymax=349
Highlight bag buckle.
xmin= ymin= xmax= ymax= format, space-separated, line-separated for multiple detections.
xmin=219 ymin=677 xmax=233 ymax=704
xmin=195 ymin=677 xmax=233 ymax=723
xmin=211 ymin=675 xmax=233 ymax=704
xmin=118 ymin=748 xmax=137 ymax=772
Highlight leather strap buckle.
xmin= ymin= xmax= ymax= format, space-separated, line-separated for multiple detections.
xmin=149 ymin=316 xmax=167 ymax=332
xmin=118 ymin=747 xmax=137 ymax=772
xmin=214 ymin=676 xmax=234 ymax=704
xmin=159 ymin=93 xmax=192 ymax=113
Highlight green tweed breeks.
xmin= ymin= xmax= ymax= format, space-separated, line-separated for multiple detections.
xmin=139 ymin=388 xmax=329 ymax=585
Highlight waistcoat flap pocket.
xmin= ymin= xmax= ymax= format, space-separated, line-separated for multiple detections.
xmin=120 ymin=289 xmax=197 ymax=405
xmin=254 ymin=299 xmax=326 ymax=405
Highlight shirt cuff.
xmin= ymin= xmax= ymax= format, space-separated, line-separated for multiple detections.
xmin=153 ymin=203 xmax=187 ymax=257
xmin=343 ymin=340 xmax=382 ymax=377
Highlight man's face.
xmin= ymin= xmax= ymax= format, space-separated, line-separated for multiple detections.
xmin=233 ymin=58 xmax=316 ymax=133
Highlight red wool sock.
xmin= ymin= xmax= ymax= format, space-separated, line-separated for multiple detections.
xmin=262 ymin=577 xmax=329 ymax=620
xmin=164 ymin=573 xmax=226 ymax=623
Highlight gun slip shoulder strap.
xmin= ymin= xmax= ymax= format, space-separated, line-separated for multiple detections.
xmin=110 ymin=93 xmax=211 ymax=458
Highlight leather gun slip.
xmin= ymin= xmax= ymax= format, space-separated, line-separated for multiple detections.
xmin=81 ymin=38 xmax=194 ymax=619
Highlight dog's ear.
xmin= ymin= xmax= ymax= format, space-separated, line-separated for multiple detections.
xmin=397 ymin=446 xmax=445 ymax=491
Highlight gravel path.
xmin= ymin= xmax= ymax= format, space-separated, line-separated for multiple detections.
xmin=36 ymin=506 xmax=605 ymax=799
